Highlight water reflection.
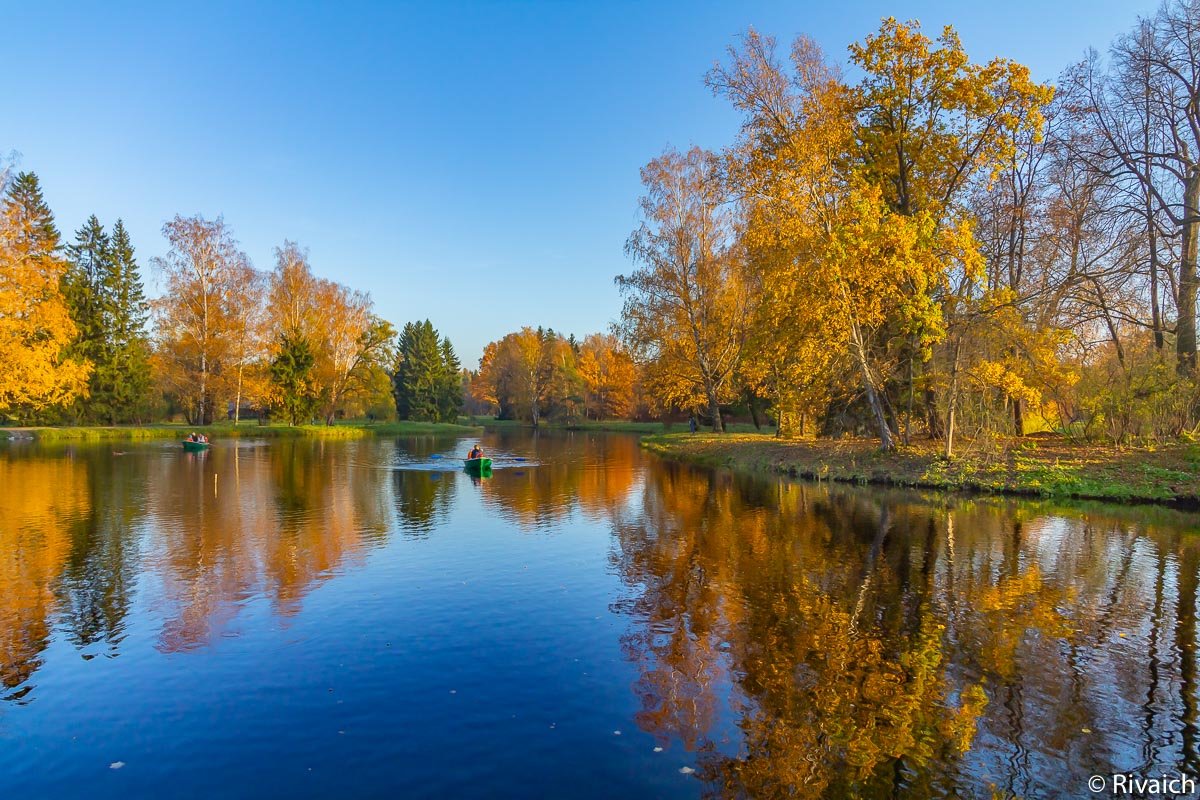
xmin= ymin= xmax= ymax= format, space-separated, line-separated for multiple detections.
xmin=148 ymin=440 xmax=393 ymax=650
xmin=610 ymin=465 xmax=1200 ymax=798
xmin=393 ymin=469 xmax=456 ymax=537
xmin=480 ymin=431 xmax=642 ymax=530
xmin=0 ymin=433 xmax=1198 ymax=798
xmin=0 ymin=454 xmax=91 ymax=696
xmin=0 ymin=439 xmax=398 ymax=681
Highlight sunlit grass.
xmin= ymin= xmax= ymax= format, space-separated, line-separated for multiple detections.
xmin=642 ymin=432 xmax=1200 ymax=506
xmin=6 ymin=419 xmax=482 ymax=442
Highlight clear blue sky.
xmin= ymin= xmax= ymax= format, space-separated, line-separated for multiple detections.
xmin=6 ymin=0 xmax=1158 ymax=366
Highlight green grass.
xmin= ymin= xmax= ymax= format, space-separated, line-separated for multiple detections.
xmin=5 ymin=419 xmax=481 ymax=442
xmin=642 ymin=432 xmax=1200 ymax=507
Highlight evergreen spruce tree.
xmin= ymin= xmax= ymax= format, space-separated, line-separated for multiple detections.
xmin=7 ymin=172 xmax=61 ymax=250
xmin=270 ymin=334 xmax=318 ymax=426
xmin=108 ymin=220 xmax=153 ymax=422
xmin=64 ymin=215 xmax=112 ymax=422
xmin=437 ymin=336 xmax=463 ymax=423
xmin=393 ymin=320 xmax=454 ymax=421
xmin=62 ymin=217 xmax=153 ymax=423
xmin=392 ymin=323 xmax=416 ymax=419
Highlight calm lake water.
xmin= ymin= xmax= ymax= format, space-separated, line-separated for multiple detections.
xmin=1 ymin=430 xmax=1199 ymax=798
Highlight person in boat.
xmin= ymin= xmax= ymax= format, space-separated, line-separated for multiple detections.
xmin=187 ymin=432 xmax=196 ymax=442
xmin=468 ymin=444 xmax=484 ymax=460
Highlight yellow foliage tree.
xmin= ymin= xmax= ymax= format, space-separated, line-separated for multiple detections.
xmin=618 ymin=147 xmax=756 ymax=431
xmin=264 ymin=242 xmax=394 ymax=425
xmin=0 ymin=172 xmax=89 ymax=418
xmin=712 ymin=34 xmax=965 ymax=448
xmin=151 ymin=214 xmax=245 ymax=424
xmin=577 ymin=333 xmax=636 ymax=420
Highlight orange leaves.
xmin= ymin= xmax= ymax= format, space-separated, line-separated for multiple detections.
xmin=619 ymin=147 xmax=755 ymax=422
xmin=150 ymin=214 xmax=247 ymax=422
xmin=0 ymin=174 xmax=90 ymax=416
xmin=577 ymin=333 xmax=636 ymax=420
xmin=475 ymin=327 xmax=554 ymax=423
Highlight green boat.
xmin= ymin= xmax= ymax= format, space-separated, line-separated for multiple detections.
xmin=463 ymin=457 xmax=492 ymax=473
xmin=182 ymin=440 xmax=211 ymax=452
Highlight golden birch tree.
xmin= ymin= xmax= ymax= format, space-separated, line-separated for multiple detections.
xmin=618 ymin=146 xmax=755 ymax=432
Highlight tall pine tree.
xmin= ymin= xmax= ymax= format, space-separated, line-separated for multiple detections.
xmin=392 ymin=320 xmax=461 ymax=422
xmin=63 ymin=216 xmax=152 ymax=423
xmin=64 ymin=215 xmax=112 ymax=422
xmin=437 ymin=336 xmax=463 ymax=422
xmin=107 ymin=220 xmax=152 ymax=422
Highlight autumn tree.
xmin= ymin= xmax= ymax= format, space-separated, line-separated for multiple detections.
xmin=224 ymin=259 xmax=268 ymax=423
xmin=1066 ymin=2 xmax=1200 ymax=375
xmin=618 ymin=147 xmax=756 ymax=432
xmin=473 ymin=327 xmax=586 ymax=424
xmin=151 ymin=215 xmax=246 ymax=424
xmin=849 ymin=19 xmax=1053 ymax=449
xmin=709 ymin=32 xmax=963 ymax=450
xmin=477 ymin=327 xmax=549 ymax=425
xmin=0 ymin=172 xmax=89 ymax=419
xmin=538 ymin=330 xmax=584 ymax=422
xmin=577 ymin=333 xmax=637 ymax=419
xmin=311 ymin=281 xmax=383 ymax=424
xmin=263 ymin=241 xmax=395 ymax=424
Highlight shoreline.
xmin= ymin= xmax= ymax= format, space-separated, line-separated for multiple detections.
xmin=641 ymin=432 xmax=1200 ymax=509
xmin=3 ymin=420 xmax=482 ymax=443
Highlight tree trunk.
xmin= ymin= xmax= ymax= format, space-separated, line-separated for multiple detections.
xmin=198 ymin=350 xmax=208 ymax=426
xmin=1151 ymin=228 xmax=1164 ymax=352
xmin=850 ymin=321 xmax=893 ymax=450
xmin=706 ymin=385 xmax=724 ymax=433
xmin=1179 ymin=167 xmax=1200 ymax=376
xmin=234 ymin=365 xmax=243 ymax=426
xmin=1144 ymin=53 xmax=1165 ymax=354
xmin=747 ymin=392 xmax=762 ymax=430
xmin=1013 ymin=398 xmax=1024 ymax=437
xmin=944 ymin=339 xmax=962 ymax=460
xmin=905 ymin=349 xmax=914 ymax=446
xmin=924 ymin=386 xmax=944 ymax=439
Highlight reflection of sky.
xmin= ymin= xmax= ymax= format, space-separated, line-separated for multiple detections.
xmin=0 ymin=433 xmax=686 ymax=799
xmin=4 ymin=435 xmax=1200 ymax=798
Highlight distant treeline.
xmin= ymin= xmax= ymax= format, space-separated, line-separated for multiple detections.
xmin=0 ymin=167 xmax=461 ymax=426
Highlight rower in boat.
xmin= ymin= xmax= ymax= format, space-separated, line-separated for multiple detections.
xmin=464 ymin=444 xmax=492 ymax=473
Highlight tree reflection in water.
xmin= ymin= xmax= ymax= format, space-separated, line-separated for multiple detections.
xmin=1 ymin=434 xmax=1199 ymax=799
xmin=609 ymin=464 xmax=1200 ymax=798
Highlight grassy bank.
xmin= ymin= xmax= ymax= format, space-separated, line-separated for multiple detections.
xmin=4 ymin=419 xmax=481 ymax=443
xmin=642 ymin=432 xmax=1200 ymax=507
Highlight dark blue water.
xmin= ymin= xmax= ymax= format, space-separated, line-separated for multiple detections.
xmin=1 ymin=430 xmax=1198 ymax=798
